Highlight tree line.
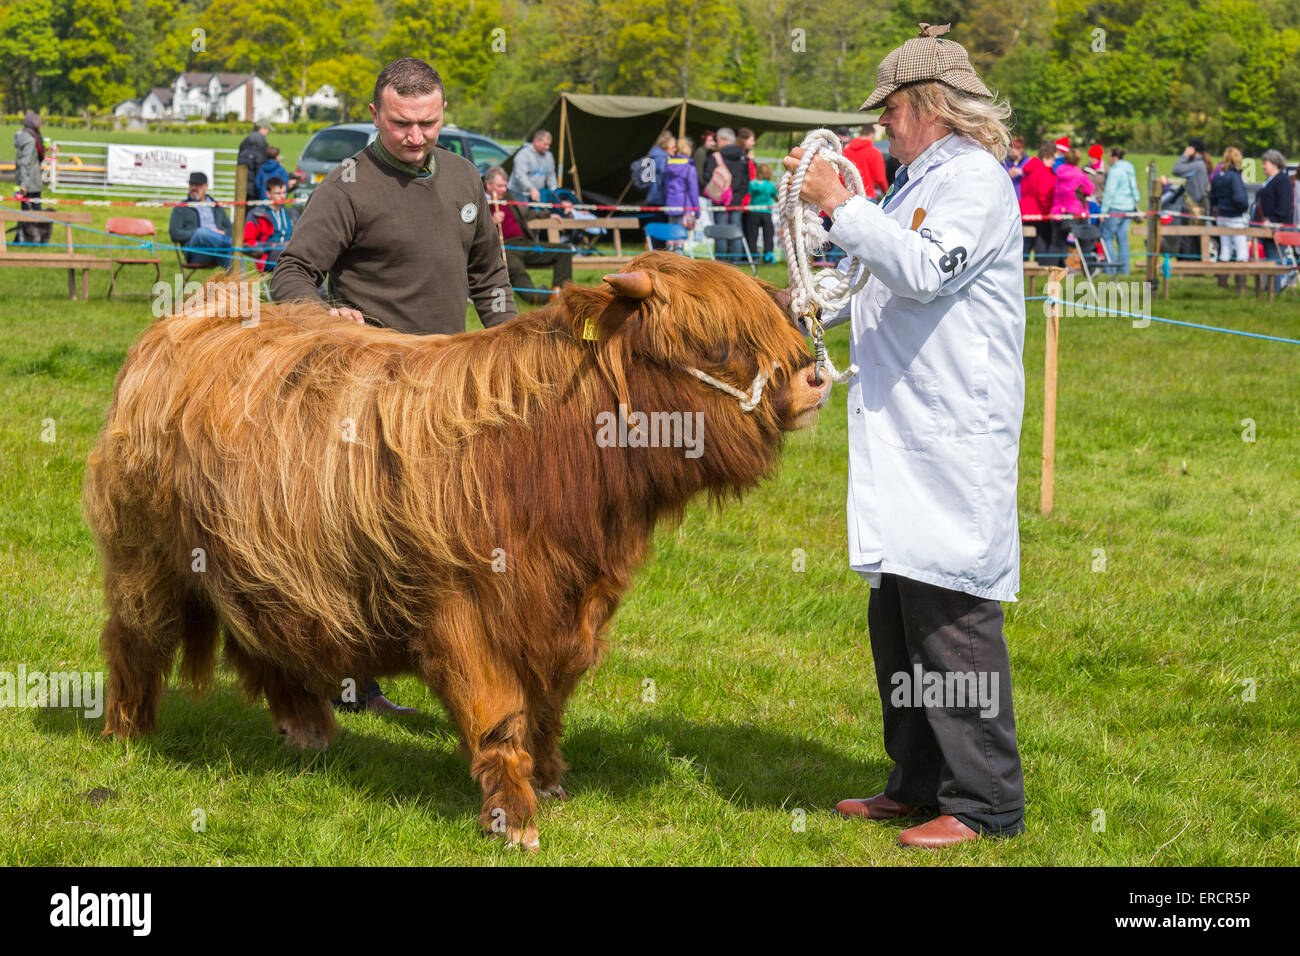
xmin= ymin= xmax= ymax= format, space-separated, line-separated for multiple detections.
xmin=2 ymin=0 xmax=1297 ymax=154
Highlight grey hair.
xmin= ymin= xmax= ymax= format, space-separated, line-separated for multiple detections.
xmin=716 ymin=127 xmax=736 ymax=143
xmin=1262 ymin=149 xmax=1287 ymax=169
xmin=484 ymin=165 xmax=508 ymax=182
xmin=895 ymin=80 xmax=1013 ymax=162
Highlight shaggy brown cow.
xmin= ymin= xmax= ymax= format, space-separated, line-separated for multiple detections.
xmin=83 ymin=251 xmax=829 ymax=850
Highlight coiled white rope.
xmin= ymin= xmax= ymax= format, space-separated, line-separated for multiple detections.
xmin=777 ymin=128 xmax=867 ymax=384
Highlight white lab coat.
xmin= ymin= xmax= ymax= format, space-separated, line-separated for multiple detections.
xmin=823 ymin=134 xmax=1026 ymax=602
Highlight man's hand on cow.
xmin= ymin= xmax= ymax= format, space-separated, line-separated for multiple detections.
xmin=782 ymin=147 xmax=852 ymax=217
xmin=330 ymin=307 xmax=365 ymax=325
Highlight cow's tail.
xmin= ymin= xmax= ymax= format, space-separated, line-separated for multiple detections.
xmin=177 ymin=597 xmax=220 ymax=691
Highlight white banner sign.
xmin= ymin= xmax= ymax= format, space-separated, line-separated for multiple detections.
xmin=106 ymin=144 xmax=216 ymax=190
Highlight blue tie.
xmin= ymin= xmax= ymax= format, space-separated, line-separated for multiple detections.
xmin=884 ymin=166 xmax=909 ymax=207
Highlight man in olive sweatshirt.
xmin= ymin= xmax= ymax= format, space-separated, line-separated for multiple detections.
xmin=271 ymin=58 xmax=516 ymax=714
xmin=270 ymin=57 xmax=515 ymax=335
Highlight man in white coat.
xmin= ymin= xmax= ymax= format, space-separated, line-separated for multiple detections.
xmin=784 ymin=23 xmax=1026 ymax=848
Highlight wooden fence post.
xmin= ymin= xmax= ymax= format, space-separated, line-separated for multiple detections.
xmin=232 ymin=165 xmax=247 ymax=276
xmin=1041 ymin=266 xmax=1067 ymax=515
xmin=1145 ymin=159 xmax=1159 ymax=288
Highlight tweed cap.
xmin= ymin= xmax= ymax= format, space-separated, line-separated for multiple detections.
xmin=860 ymin=23 xmax=993 ymax=110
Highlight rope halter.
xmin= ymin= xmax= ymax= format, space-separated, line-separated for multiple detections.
xmin=686 ymin=361 xmax=777 ymax=412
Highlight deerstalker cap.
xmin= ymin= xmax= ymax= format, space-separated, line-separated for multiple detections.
xmin=860 ymin=23 xmax=993 ymax=110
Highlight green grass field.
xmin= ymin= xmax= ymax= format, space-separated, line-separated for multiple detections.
xmin=1 ymin=223 xmax=1297 ymax=865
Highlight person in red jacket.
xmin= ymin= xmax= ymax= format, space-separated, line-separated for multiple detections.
xmin=1018 ymin=137 xmax=1057 ymax=261
xmin=242 ymin=178 xmax=301 ymax=272
xmin=842 ymin=123 xmax=888 ymax=199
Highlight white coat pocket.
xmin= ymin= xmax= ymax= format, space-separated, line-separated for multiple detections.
xmin=869 ymin=364 xmax=941 ymax=451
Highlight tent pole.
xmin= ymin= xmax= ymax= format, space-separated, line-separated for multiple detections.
xmin=567 ymin=105 xmax=583 ymax=201
xmin=557 ymin=95 xmax=567 ymax=191
xmin=679 ymin=98 xmax=687 ymax=143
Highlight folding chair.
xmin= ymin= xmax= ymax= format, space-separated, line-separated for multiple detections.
xmin=1274 ymin=230 xmax=1300 ymax=292
xmin=703 ymin=223 xmax=755 ymax=274
xmin=644 ymin=222 xmax=692 ymax=256
xmin=106 ymin=218 xmax=162 ymax=299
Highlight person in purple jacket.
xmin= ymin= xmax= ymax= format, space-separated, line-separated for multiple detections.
xmin=663 ymin=139 xmax=700 ymax=249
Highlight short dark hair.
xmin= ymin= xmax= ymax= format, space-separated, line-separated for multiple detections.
xmin=532 ymin=129 xmax=552 ymax=142
xmin=266 ymin=145 xmax=280 ymax=159
xmin=737 ymin=127 xmax=755 ymax=141
xmin=265 ymin=176 xmax=286 ymax=190
xmin=373 ymin=58 xmax=445 ymax=112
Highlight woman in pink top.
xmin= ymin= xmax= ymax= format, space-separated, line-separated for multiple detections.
xmin=1048 ymin=148 xmax=1095 ymax=264
xmin=1051 ymin=148 xmax=1094 ymax=215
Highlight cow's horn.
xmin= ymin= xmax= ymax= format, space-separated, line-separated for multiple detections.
xmin=603 ymin=271 xmax=654 ymax=299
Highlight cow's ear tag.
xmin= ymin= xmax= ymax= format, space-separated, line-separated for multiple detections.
xmin=582 ymin=315 xmax=599 ymax=341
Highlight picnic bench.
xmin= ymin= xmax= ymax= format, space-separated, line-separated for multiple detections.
xmin=1154 ymin=222 xmax=1291 ymax=301
xmin=528 ymin=216 xmax=642 ymax=267
xmin=0 ymin=209 xmax=111 ymax=300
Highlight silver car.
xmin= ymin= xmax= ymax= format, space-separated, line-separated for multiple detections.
xmin=293 ymin=122 xmax=512 ymax=196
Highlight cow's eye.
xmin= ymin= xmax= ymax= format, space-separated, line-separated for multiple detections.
xmin=709 ymin=344 xmax=730 ymax=365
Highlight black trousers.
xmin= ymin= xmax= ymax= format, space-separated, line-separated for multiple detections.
xmin=506 ymin=244 xmax=573 ymax=304
xmin=1045 ymin=218 xmax=1082 ymax=266
xmin=18 ymin=192 xmax=51 ymax=245
xmin=868 ymin=573 xmax=1025 ymax=832
xmin=742 ymin=210 xmax=774 ymax=257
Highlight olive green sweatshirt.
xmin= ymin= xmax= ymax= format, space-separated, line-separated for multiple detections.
xmin=269 ymin=142 xmax=516 ymax=334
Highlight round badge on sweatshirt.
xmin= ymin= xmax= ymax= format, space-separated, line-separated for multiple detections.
xmin=460 ymin=203 xmax=477 ymax=223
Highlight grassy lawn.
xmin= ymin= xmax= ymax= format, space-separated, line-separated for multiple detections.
xmin=0 ymin=233 xmax=1297 ymax=865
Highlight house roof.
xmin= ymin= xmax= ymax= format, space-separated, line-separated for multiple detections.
xmin=146 ymin=87 xmax=173 ymax=105
xmin=180 ymin=72 xmax=255 ymax=93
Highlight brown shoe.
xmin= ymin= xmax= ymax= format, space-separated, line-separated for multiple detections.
xmin=835 ymin=793 xmax=928 ymax=821
xmin=364 ymin=693 xmax=416 ymax=716
xmin=898 ymin=814 xmax=980 ymax=848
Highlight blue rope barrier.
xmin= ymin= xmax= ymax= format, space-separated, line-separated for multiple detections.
xmin=1031 ymin=295 xmax=1300 ymax=346
xmin=6 ymin=205 xmax=272 ymax=261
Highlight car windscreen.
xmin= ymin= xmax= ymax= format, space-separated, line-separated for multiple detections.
xmin=303 ymin=130 xmax=371 ymax=164
xmin=468 ymin=138 xmax=509 ymax=169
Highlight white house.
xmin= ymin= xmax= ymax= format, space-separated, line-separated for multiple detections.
xmin=170 ymin=73 xmax=291 ymax=123
xmin=293 ymin=84 xmax=340 ymax=115
xmin=141 ymin=87 xmax=173 ymax=119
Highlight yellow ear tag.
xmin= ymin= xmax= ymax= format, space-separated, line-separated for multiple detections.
xmin=582 ymin=315 xmax=598 ymax=341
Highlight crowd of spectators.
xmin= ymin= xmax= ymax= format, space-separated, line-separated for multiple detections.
xmin=1012 ymin=133 xmax=1295 ymax=286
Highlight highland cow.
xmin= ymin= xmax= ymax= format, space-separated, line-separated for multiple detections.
xmin=83 ymin=251 xmax=829 ymax=850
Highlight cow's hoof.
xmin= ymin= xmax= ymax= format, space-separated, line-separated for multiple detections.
xmin=505 ymin=823 xmax=540 ymax=853
xmin=536 ymin=785 xmax=569 ymax=801
xmin=280 ymin=722 xmax=330 ymax=751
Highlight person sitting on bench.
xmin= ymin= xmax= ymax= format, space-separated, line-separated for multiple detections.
xmin=169 ymin=172 xmax=233 ymax=266
xmin=485 ymin=165 xmax=572 ymax=305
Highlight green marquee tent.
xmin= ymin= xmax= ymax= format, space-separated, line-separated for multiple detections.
xmin=515 ymin=93 xmax=881 ymax=202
